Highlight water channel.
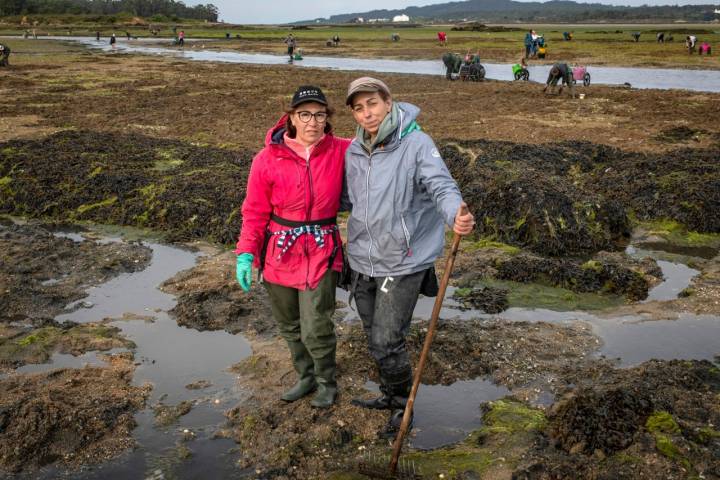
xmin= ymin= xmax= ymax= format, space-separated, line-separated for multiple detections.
xmin=9 ymin=36 xmax=720 ymax=93
xmin=4 ymin=225 xmax=719 ymax=478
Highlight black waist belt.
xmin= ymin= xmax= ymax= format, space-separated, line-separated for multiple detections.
xmin=257 ymin=213 xmax=340 ymax=281
xmin=270 ymin=213 xmax=337 ymax=228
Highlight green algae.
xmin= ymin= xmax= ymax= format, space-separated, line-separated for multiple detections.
xmin=638 ymin=219 xmax=720 ymax=248
xmin=645 ymin=411 xmax=693 ymax=472
xmin=481 ymin=399 xmax=547 ymax=434
xmin=646 ymin=411 xmax=680 ymax=435
xmin=87 ymin=165 xmax=103 ymax=178
xmin=153 ymin=148 xmax=184 ymax=171
xmin=581 ymin=259 xmax=603 ymax=272
xmin=0 ymin=176 xmax=14 ymax=196
xmin=75 ymin=196 xmax=118 ymax=215
xmin=400 ymin=399 xmax=545 ymax=479
xmin=697 ymin=426 xmax=720 ymax=444
xmin=0 ymin=324 xmax=134 ymax=368
xmin=464 ymin=237 xmax=521 ymax=255
xmin=471 ymin=278 xmax=626 ymax=311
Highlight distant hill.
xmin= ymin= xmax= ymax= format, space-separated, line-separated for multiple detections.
xmin=307 ymin=0 xmax=719 ymax=24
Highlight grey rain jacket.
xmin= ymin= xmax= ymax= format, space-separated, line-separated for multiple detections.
xmin=343 ymin=101 xmax=463 ymax=277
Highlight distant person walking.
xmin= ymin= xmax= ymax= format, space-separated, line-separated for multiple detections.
xmin=96 ymin=30 xmax=101 ymax=41
xmin=178 ymin=30 xmax=185 ymax=47
xmin=284 ymin=33 xmax=297 ymax=60
xmin=109 ymin=33 xmax=116 ymax=49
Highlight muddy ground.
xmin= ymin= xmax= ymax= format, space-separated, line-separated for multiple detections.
xmin=2 ymin=44 xmax=720 ymax=154
xmin=0 ymin=220 xmax=152 ymax=325
xmin=0 ymin=352 xmax=150 ymax=473
xmin=160 ymin=248 xmax=719 ymax=479
xmin=0 ymin=43 xmax=719 ymax=478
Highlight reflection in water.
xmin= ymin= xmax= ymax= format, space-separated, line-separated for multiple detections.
xmin=410 ymin=378 xmax=510 ymax=450
xmin=645 ymin=260 xmax=698 ymax=302
xmin=10 ymin=238 xmax=251 ymax=480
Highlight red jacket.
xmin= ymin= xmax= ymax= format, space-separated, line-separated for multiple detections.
xmin=235 ymin=115 xmax=350 ymax=290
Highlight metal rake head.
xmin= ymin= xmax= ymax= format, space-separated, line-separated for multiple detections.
xmin=357 ymin=452 xmax=424 ymax=480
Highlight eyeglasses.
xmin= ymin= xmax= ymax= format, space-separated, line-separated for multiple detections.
xmin=296 ymin=111 xmax=328 ymax=124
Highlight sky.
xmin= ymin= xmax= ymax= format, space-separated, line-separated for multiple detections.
xmin=185 ymin=0 xmax=716 ymax=24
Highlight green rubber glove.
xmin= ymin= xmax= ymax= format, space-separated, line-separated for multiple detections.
xmin=236 ymin=253 xmax=254 ymax=292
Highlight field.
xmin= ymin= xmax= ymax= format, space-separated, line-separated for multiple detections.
xmin=1 ymin=22 xmax=719 ymax=68
xmin=1 ymin=35 xmax=720 ymax=479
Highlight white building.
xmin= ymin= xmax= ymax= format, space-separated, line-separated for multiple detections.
xmin=393 ymin=14 xmax=410 ymax=22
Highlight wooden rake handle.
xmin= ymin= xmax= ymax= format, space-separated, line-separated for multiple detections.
xmin=389 ymin=205 xmax=469 ymax=475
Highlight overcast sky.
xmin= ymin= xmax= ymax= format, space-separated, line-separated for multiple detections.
xmin=185 ymin=0 xmax=714 ymax=24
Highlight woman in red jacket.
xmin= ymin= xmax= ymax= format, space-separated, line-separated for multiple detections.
xmin=235 ymin=86 xmax=350 ymax=408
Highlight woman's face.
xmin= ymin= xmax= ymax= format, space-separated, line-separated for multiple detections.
xmin=290 ymin=101 xmax=327 ymax=146
xmin=350 ymin=92 xmax=392 ymax=136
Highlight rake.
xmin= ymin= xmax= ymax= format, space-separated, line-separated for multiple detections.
xmin=359 ymin=206 xmax=468 ymax=479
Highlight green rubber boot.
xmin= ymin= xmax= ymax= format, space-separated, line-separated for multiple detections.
xmin=310 ymin=352 xmax=337 ymax=409
xmin=281 ymin=341 xmax=317 ymax=402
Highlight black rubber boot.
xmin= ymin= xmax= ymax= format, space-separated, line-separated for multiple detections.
xmin=378 ymin=407 xmax=414 ymax=440
xmin=310 ymin=350 xmax=337 ymax=409
xmin=351 ymin=364 xmax=412 ymax=410
xmin=351 ymin=380 xmax=393 ymax=410
xmin=281 ymin=341 xmax=317 ymax=402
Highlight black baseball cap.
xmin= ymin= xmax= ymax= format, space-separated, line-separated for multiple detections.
xmin=290 ymin=85 xmax=328 ymax=108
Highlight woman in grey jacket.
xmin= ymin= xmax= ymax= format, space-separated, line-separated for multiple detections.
xmin=343 ymin=76 xmax=474 ymax=437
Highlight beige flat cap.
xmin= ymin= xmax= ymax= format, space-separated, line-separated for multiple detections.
xmin=345 ymin=76 xmax=391 ymax=105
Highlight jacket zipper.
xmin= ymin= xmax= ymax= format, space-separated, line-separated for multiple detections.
xmin=400 ymin=214 xmax=412 ymax=256
xmin=364 ymin=152 xmax=375 ymax=276
xmin=305 ymin=154 xmax=314 ymax=289
xmin=359 ymin=116 xmax=408 ymax=277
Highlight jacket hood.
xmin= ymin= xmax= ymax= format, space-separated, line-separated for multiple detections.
xmin=396 ymin=101 xmax=420 ymax=126
xmin=265 ymin=114 xmax=290 ymax=147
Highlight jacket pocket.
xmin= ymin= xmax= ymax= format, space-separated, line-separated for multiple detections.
xmin=346 ymin=215 xmax=367 ymax=261
xmin=376 ymin=219 xmax=411 ymax=269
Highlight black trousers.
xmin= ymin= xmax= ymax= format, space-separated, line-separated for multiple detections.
xmin=352 ymin=269 xmax=427 ymax=374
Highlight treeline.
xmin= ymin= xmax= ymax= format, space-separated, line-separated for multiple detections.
xmin=0 ymin=0 xmax=219 ymax=21
xmin=324 ymin=0 xmax=719 ymax=24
